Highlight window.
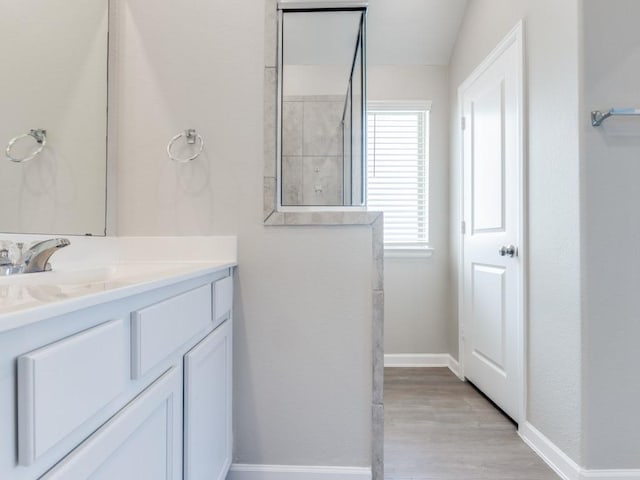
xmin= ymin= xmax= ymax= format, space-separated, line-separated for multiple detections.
xmin=367 ymin=102 xmax=430 ymax=250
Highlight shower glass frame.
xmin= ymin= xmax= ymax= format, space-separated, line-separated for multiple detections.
xmin=276 ymin=4 xmax=368 ymax=211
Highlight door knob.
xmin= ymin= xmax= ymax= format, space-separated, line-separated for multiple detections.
xmin=499 ymin=245 xmax=517 ymax=258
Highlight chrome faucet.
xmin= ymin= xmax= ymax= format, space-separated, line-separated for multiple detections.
xmin=21 ymin=238 xmax=70 ymax=274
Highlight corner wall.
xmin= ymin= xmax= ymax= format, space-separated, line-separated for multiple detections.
xmin=448 ymin=0 xmax=583 ymax=464
xmin=582 ymin=0 xmax=640 ymax=469
xmin=112 ymin=0 xmax=372 ymax=469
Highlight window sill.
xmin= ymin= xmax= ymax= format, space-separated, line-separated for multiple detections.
xmin=384 ymin=247 xmax=434 ymax=259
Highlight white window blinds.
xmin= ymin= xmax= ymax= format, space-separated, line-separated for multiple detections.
xmin=367 ymin=105 xmax=430 ymax=248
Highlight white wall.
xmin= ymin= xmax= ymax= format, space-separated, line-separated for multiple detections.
xmin=582 ymin=0 xmax=640 ymax=469
xmin=368 ymin=66 xmax=451 ymax=355
xmin=449 ymin=0 xmax=583 ymax=464
xmin=112 ymin=0 xmax=372 ymax=468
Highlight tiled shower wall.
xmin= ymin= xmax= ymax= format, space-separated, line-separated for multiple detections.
xmin=282 ymin=95 xmax=345 ymax=205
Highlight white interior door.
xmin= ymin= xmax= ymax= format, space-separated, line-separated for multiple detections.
xmin=460 ymin=25 xmax=523 ymax=422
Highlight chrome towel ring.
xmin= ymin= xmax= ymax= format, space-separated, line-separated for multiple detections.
xmin=167 ymin=129 xmax=204 ymax=163
xmin=5 ymin=129 xmax=47 ymax=163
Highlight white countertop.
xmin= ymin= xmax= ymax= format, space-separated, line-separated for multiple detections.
xmin=0 ymin=261 xmax=235 ymax=334
xmin=0 ymin=235 xmax=238 ymax=334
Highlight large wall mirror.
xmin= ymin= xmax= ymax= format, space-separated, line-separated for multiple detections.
xmin=0 ymin=0 xmax=109 ymax=236
xmin=278 ymin=5 xmax=366 ymax=208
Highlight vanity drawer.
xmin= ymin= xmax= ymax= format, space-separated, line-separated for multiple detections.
xmin=131 ymin=284 xmax=212 ymax=379
xmin=17 ymin=319 xmax=128 ymax=466
xmin=214 ymin=276 xmax=233 ymax=325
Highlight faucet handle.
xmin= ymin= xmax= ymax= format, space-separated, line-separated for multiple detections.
xmin=0 ymin=248 xmax=10 ymax=266
xmin=0 ymin=241 xmax=20 ymax=266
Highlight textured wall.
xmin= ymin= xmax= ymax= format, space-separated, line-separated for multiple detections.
xmin=449 ymin=0 xmax=583 ymax=464
xmin=582 ymin=0 xmax=640 ymax=469
xmin=112 ymin=0 xmax=372 ymax=468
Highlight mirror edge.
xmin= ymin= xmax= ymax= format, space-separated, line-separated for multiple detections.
xmin=105 ymin=0 xmax=117 ymax=236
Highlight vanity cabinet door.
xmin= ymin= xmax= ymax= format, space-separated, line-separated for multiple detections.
xmin=184 ymin=319 xmax=232 ymax=480
xmin=41 ymin=367 xmax=182 ymax=480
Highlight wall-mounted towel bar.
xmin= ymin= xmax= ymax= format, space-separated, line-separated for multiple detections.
xmin=591 ymin=108 xmax=640 ymax=127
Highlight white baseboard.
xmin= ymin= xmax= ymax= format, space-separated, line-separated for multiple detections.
xmin=447 ymin=356 xmax=463 ymax=379
xmin=227 ymin=464 xmax=372 ymax=480
xmin=581 ymin=470 xmax=640 ymax=479
xmin=384 ymin=353 xmax=463 ymax=379
xmin=384 ymin=353 xmax=450 ymax=368
xmin=519 ymin=422 xmax=640 ymax=480
xmin=519 ymin=422 xmax=581 ymax=480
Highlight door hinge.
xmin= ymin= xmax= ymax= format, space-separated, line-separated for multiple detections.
xmin=461 ymin=221 xmax=466 ymax=235
xmin=461 ymin=116 xmax=466 ymax=130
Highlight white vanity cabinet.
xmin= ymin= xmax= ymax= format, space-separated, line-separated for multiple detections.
xmin=17 ymin=319 xmax=129 ymax=466
xmin=131 ymin=284 xmax=214 ymax=380
xmin=184 ymin=313 xmax=233 ymax=480
xmin=41 ymin=367 xmax=183 ymax=480
xmin=0 ymin=266 xmax=234 ymax=480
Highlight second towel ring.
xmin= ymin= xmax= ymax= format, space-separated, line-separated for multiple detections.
xmin=6 ymin=129 xmax=47 ymax=163
xmin=167 ymin=129 xmax=204 ymax=163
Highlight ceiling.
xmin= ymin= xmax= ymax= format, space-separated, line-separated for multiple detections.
xmin=279 ymin=0 xmax=469 ymax=66
xmin=367 ymin=0 xmax=468 ymax=65
xmin=283 ymin=10 xmax=362 ymax=66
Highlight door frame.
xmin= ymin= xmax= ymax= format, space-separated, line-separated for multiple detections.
xmin=456 ymin=20 xmax=527 ymax=424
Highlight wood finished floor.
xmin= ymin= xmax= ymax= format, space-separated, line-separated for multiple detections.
xmin=384 ymin=368 xmax=559 ymax=480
